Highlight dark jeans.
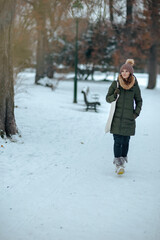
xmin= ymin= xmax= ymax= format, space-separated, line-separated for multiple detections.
xmin=113 ymin=134 xmax=130 ymax=158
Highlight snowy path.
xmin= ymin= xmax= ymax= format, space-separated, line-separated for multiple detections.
xmin=0 ymin=73 xmax=160 ymax=240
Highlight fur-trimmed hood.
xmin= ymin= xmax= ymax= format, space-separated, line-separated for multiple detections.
xmin=118 ymin=74 xmax=135 ymax=90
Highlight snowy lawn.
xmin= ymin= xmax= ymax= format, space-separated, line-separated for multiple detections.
xmin=0 ymin=71 xmax=160 ymax=240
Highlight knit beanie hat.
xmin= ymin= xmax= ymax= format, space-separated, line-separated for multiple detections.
xmin=120 ymin=59 xmax=134 ymax=75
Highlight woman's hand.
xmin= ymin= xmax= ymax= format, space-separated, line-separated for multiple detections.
xmin=114 ymin=88 xmax=120 ymax=97
xmin=133 ymin=113 xmax=138 ymax=119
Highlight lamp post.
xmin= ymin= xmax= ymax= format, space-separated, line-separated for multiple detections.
xmin=72 ymin=0 xmax=83 ymax=103
xmin=74 ymin=17 xmax=78 ymax=103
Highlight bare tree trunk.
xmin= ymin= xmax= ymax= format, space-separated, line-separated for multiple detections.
xmin=45 ymin=53 xmax=54 ymax=79
xmin=0 ymin=0 xmax=17 ymax=137
xmin=147 ymin=0 xmax=159 ymax=89
xmin=147 ymin=44 xmax=157 ymax=89
xmin=35 ymin=23 xmax=46 ymax=83
xmin=109 ymin=0 xmax=134 ymax=63
xmin=123 ymin=0 xmax=134 ymax=59
xmin=34 ymin=0 xmax=47 ymax=83
xmin=126 ymin=0 xmax=133 ymax=26
xmin=44 ymin=35 xmax=54 ymax=79
xmin=35 ymin=22 xmax=54 ymax=82
xmin=109 ymin=0 xmax=113 ymax=22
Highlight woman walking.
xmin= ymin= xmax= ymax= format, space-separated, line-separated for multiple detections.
xmin=106 ymin=59 xmax=142 ymax=174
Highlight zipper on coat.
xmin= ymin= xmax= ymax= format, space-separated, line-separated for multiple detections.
xmin=119 ymin=89 xmax=126 ymax=134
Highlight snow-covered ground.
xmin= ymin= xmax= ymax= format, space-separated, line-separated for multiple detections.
xmin=0 ymin=71 xmax=160 ymax=240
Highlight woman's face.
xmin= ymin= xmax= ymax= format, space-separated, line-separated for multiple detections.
xmin=121 ymin=69 xmax=130 ymax=79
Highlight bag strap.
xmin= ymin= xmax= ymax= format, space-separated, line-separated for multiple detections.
xmin=116 ymin=80 xmax=120 ymax=100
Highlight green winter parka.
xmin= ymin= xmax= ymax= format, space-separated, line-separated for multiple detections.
xmin=106 ymin=75 xmax=142 ymax=136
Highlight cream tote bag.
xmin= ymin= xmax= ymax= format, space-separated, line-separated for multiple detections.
xmin=105 ymin=81 xmax=119 ymax=133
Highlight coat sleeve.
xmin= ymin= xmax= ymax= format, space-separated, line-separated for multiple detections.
xmin=134 ymin=83 xmax=142 ymax=116
xmin=106 ymin=81 xmax=117 ymax=103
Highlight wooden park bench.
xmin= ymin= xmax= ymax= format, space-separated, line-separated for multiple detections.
xmin=81 ymin=87 xmax=101 ymax=112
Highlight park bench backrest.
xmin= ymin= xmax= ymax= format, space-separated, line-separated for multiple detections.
xmin=81 ymin=91 xmax=88 ymax=104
